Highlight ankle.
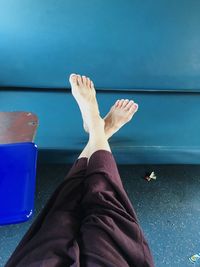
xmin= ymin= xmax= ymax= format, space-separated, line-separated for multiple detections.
xmin=89 ymin=116 xmax=104 ymax=130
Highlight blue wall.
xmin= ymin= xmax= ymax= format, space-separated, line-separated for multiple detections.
xmin=1 ymin=1 xmax=200 ymax=163
xmin=0 ymin=0 xmax=200 ymax=90
xmin=0 ymin=89 xmax=200 ymax=164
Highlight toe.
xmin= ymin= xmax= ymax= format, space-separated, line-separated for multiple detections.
xmin=77 ymin=75 xmax=83 ymax=86
xmin=129 ymin=105 xmax=135 ymax=114
xmin=122 ymin=99 xmax=129 ymax=108
xmin=90 ymin=80 xmax=95 ymax=89
xmin=82 ymin=75 xmax=87 ymax=86
xmin=69 ymin=73 xmax=77 ymax=84
xmin=129 ymin=103 xmax=138 ymax=113
xmin=134 ymin=103 xmax=139 ymax=111
xmin=125 ymin=100 xmax=134 ymax=111
xmin=118 ymin=99 xmax=125 ymax=108
xmin=87 ymin=77 xmax=91 ymax=87
xmin=115 ymin=100 xmax=120 ymax=107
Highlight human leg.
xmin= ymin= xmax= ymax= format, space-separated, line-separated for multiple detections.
xmin=5 ymin=76 xmax=135 ymax=267
xmin=79 ymin=149 xmax=155 ymax=267
xmin=74 ymin=92 xmax=140 ymax=163
xmin=69 ymin=73 xmax=154 ymax=267
xmin=5 ymin=147 xmax=89 ymax=267
xmin=5 ymin=76 xmax=94 ymax=267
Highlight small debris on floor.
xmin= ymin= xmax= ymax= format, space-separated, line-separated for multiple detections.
xmin=144 ymin=171 xmax=157 ymax=182
xmin=189 ymin=253 xmax=200 ymax=264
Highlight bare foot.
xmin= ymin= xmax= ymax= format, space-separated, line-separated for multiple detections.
xmin=84 ymin=99 xmax=138 ymax=139
xmin=69 ymin=73 xmax=104 ymax=131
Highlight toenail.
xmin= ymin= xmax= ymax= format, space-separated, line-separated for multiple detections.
xmin=87 ymin=77 xmax=90 ymax=84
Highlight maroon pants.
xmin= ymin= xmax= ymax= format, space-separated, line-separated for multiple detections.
xmin=5 ymin=150 xmax=155 ymax=267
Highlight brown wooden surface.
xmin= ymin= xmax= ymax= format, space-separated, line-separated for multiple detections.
xmin=0 ymin=112 xmax=38 ymax=144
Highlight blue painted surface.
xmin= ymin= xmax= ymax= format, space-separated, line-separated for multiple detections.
xmin=0 ymin=0 xmax=200 ymax=89
xmin=0 ymin=0 xmax=200 ymax=163
xmin=0 ymin=2 xmax=200 ymax=265
xmin=0 ymin=163 xmax=200 ymax=267
xmin=0 ymin=142 xmax=37 ymax=225
xmin=0 ymin=89 xmax=200 ymax=163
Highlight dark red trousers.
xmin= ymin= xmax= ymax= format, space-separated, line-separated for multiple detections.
xmin=5 ymin=150 xmax=155 ymax=267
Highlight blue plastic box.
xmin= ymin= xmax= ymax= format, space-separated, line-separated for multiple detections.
xmin=0 ymin=142 xmax=38 ymax=225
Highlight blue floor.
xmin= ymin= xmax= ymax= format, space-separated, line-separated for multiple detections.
xmin=0 ymin=162 xmax=200 ymax=267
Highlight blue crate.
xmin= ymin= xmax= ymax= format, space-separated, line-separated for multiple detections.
xmin=0 ymin=142 xmax=37 ymax=225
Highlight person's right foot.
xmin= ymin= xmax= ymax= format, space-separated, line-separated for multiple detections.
xmin=84 ymin=99 xmax=139 ymax=139
xmin=104 ymin=99 xmax=138 ymax=138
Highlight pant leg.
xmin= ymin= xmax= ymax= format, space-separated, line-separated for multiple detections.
xmin=78 ymin=150 xmax=155 ymax=267
xmin=64 ymin=157 xmax=88 ymax=180
xmin=5 ymin=157 xmax=88 ymax=267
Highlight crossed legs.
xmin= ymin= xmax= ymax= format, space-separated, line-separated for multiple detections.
xmin=68 ymin=74 xmax=154 ymax=266
xmin=5 ymin=74 xmax=155 ymax=267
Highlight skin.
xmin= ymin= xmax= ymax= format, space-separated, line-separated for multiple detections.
xmin=69 ymin=73 xmax=138 ymax=161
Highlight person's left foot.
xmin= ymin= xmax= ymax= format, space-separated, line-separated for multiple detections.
xmin=69 ymin=73 xmax=104 ymax=132
xmin=84 ymin=99 xmax=139 ymax=139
